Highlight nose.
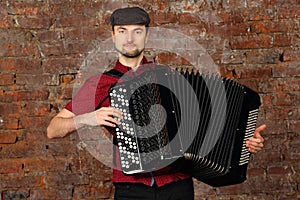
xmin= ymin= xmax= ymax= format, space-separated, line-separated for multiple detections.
xmin=126 ymin=31 xmax=134 ymax=43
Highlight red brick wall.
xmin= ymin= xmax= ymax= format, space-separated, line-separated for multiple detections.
xmin=0 ymin=0 xmax=299 ymax=199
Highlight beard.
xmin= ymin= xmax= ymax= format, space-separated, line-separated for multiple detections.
xmin=115 ymin=44 xmax=145 ymax=58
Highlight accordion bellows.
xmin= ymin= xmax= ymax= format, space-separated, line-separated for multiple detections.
xmin=109 ymin=65 xmax=261 ymax=187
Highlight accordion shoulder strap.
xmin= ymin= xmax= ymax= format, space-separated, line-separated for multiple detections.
xmin=104 ymin=69 xmax=125 ymax=79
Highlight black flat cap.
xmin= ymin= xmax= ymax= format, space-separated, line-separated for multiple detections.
xmin=110 ymin=7 xmax=150 ymax=26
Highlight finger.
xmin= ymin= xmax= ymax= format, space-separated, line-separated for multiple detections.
xmin=248 ymin=147 xmax=260 ymax=154
xmin=101 ymin=107 xmax=123 ymax=118
xmin=254 ymin=124 xmax=266 ymax=138
xmin=247 ymin=137 xmax=264 ymax=144
xmin=246 ymin=138 xmax=264 ymax=147
xmin=100 ymin=120 xmax=118 ymax=127
xmin=248 ymin=144 xmax=263 ymax=153
xmin=97 ymin=109 xmax=123 ymax=121
xmin=246 ymin=141 xmax=264 ymax=150
xmin=106 ymin=116 xmax=122 ymax=125
xmin=246 ymin=139 xmax=264 ymax=154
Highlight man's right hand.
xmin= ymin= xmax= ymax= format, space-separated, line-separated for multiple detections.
xmin=47 ymin=107 xmax=123 ymax=139
xmin=77 ymin=107 xmax=123 ymax=127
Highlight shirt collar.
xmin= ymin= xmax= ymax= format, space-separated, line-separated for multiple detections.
xmin=114 ymin=57 xmax=150 ymax=73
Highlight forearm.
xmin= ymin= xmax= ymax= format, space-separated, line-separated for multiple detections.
xmin=47 ymin=107 xmax=122 ymax=139
xmin=47 ymin=116 xmax=79 ymax=139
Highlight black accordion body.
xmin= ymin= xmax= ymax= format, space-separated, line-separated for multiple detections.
xmin=108 ymin=65 xmax=261 ymax=187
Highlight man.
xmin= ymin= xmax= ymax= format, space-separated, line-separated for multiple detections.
xmin=47 ymin=7 xmax=266 ymax=200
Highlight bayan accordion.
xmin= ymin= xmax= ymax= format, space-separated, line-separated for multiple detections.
xmin=108 ymin=65 xmax=261 ymax=187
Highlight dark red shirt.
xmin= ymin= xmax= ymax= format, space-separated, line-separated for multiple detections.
xmin=65 ymin=58 xmax=191 ymax=187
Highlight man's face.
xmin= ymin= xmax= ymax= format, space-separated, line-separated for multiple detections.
xmin=112 ymin=25 xmax=148 ymax=58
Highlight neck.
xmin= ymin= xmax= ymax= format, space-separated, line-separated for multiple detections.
xmin=118 ymin=54 xmax=144 ymax=70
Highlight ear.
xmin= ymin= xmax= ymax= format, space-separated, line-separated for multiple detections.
xmin=145 ymin=29 xmax=149 ymax=44
xmin=111 ymin=31 xmax=115 ymax=43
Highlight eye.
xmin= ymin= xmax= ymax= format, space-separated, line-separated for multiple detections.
xmin=135 ymin=30 xmax=143 ymax=35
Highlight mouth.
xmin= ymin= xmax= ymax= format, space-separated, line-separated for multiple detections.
xmin=124 ymin=44 xmax=136 ymax=49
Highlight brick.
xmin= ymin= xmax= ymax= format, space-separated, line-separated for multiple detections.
xmin=277 ymin=5 xmax=300 ymax=19
xmin=288 ymin=120 xmax=300 ymax=133
xmin=67 ymin=155 xmax=110 ymax=173
xmin=0 ymin=130 xmax=17 ymax=144
xmin=272 ymin=92 xmax=294 ymax=106
xmin=101 ymin=1 xmax=125 ymax=12
xmin=257 ymin=78 xmax=280 ymax=93
xmin=73 ymin=186 xmax=112 ymax=199
xmin=4 ymin=42 xmax=38 ymax=57
xmin=45 ymin=141 xmax=78 ymax=157
xmin=265 ymin=107 xmax=295 ymax=120
xmin=250 ymin=150 xmax=282 ymax=167
xmin=54 ymin=1 xmax=89 ymax=16
xmin=268 ymin=166 xmax=293 ymax=176
xmin=7 ymin=2 xmax=39 ymax=15
xmin=36 ymin=30 xmax=62 ymax=42
xmin=178 ymin=13 xmax=199 ymax=24
xmin=250 ymin=19 xmax=299 ymax=34
xmin=260 ymin=119 xmax=288 ymax=134
xmin=287 ymin=108 xmax=300 ymax=120
xmin=30 ymin=189 xmax=73 ymax=200
xmin=281 ymin=48 xmax=300 ymax=62
xmin=217 ymin=10 xmax=245 ymax=24
xmin=221 ymin=50 xmax=245 ymax=64
xmin=230 ymin=34 xmax=273 ymax=49
xmin=216 ymin=182 xmax=251 ymax=195
xmin=4 ymin=118 xmax=19 ymax=130
xmin=58 ymin=86 xmax=74 ymax=100
xmin=5 ymin=90 xmax=49 ymax=102
xmin=0 ymin=57 xmax=42 ymax=74
xmin=245 ymin=50 xmax=280 ymax=64
xmin=45 ymin=172 xmax=89 ymax=187
xmin=225 ymin=23 xmax=249 ymax=36
xmin=151 ymin=11 xmax=177 ymax=25
xmin=247 ymin=167 xmax=266 ymax=177
xmin=39 ymin=43 xmax=65 ymax=56
xmin=0 ymin=103 xmax=22 ymax=117
xmin=25 ymin=130 xmax=46 ymax=141
xmin=274 ymin=33 xmax=300 ymax=47
xmin=246 ymin=6 xmax=277 ymax=21
xmin=257 ymin=77 xmax=300 ymax=93
xmin=1 ymin=190 xmax=30 ymax=200
xmin=280 ymin=78 xmax=300 ymax=92
xmin=273 ymin=62 xmax=300 ymax=77
xmin=0 ymin=175 xmax=44 ymax=188
xmin=0 ymin=158 xmax=23 ymax=174
xmin=154 ymin=52 xmax=190 ymax=66
xmin=19 ymin=116 xmax=47 ymax=131
xmin=89 ymin=169 xmax=112 ymax=185
xmin=40 ymin=40 xmax=94 ymax=56
xmin=0 ymin=73 xmax=15 ymax=86
xmin=61 ymin=74 xmax=75 ymax=84
xmin=0 ymin=141 xmax=45 ymax=158
xmin=16 ymin=74 xmax=59 ymax=86
xmin=55 ymin=15 xmax=100 ymax=27
xmin=16 ymin=16 xmax=52 ymax=29
xmin=22 ymin=102 xmax=50 ymax=116
xmin=232 ymin=65 xmax=272 ymax=79
xmin=63 ymin=27 xmax=111 ymax=41
xmin=22 ymin=157 xmax=67 ymax=173
xmin=165 ymin=24 xmax=205 ymax=38
xmin=0 ymin=16 xmax=10 ymax=28
xmin=42 ymin=57 xmax=82 ymax=74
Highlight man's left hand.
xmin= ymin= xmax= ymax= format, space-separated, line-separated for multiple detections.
xmin=246 ymin=124 xmax=266 ymax=154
